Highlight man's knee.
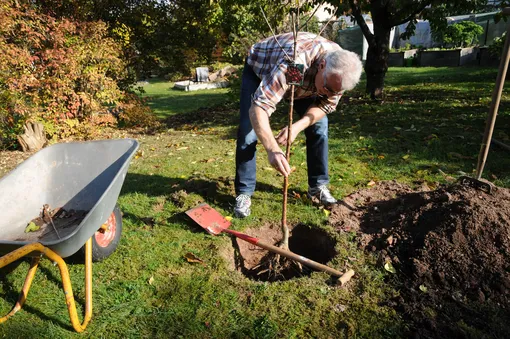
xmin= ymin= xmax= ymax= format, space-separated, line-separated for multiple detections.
xmin=307 ymin=116 xmax=328 ymax=138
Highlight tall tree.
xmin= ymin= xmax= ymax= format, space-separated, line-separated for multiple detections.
xmin=318 ymin=0 xmax=490 ymax=99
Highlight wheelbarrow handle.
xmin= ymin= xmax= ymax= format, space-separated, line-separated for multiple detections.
xmin=223 ymin=228 xmax=344 ymax=278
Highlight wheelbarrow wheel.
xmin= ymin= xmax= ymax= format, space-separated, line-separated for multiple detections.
xmin=90 ymin=204 xmax=122 ymax=262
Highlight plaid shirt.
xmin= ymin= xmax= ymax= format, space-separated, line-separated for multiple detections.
xmin=246 ymin=32 xmax=342 ymax=116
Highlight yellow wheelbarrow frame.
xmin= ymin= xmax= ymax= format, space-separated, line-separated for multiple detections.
xmin=0 ymin=238 xmax=93 ymax=333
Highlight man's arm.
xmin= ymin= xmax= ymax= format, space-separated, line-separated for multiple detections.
xmin=275 ymin=105 xmax=326 ymax=146
xmin=249 ymin=104 xmax=291 ymax=177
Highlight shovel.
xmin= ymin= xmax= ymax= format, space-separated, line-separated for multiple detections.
xmin=460 ymin=7 xmax=510 ymax=194
xmin=185 ymin=203 xmax=345 ymax=278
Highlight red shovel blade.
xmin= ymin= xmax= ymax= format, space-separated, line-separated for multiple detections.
xmin=185 ymin=203 xmax=231 ymax=235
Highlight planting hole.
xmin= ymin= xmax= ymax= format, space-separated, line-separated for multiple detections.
xmin=231 ymin=223 xmax=337 ymax=282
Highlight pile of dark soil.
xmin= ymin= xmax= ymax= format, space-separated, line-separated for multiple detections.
xmin=329 ymin=181 xmax=510 ymax=338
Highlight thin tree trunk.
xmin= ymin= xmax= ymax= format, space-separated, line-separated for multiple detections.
xmin=365 ymin=25 xmax=391 ymax=99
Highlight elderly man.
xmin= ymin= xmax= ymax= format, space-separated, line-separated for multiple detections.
xmin=234 ymin=32 xmax=362 ymax=218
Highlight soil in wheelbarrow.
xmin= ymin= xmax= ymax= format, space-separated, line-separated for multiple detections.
xmin=328 ymin=180 xmax=510 ymax=338
xmin=222 ymin=222 xmax=338 ymax=282
xmin=12 ymin=206 xmax=89 ymax=243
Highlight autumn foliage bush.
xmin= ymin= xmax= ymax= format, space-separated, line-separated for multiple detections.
xmin=0 ymin=1 xmax=158 ymax=149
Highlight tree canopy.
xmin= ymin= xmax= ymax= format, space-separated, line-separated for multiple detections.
xmin=316 ymin=0 xmax=494 ymax=98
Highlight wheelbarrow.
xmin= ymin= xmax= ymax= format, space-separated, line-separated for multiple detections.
xmin=0 ymin=138 xmax=139 ymax=332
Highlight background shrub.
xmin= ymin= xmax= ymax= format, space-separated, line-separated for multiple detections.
xmin=442 ymin=21 xmax=484 ymax=48
xmin=0 ymin=2 xmax=154 ymax=149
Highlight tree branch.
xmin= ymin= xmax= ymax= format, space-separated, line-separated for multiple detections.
xmin=349 ymin=0 xmax=374 ymax=44
xmin=389 ymin=1 xmax=432 ymax=27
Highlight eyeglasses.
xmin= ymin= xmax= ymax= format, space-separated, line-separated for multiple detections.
xmin=323 ymin=72 xmax=343 ymax=96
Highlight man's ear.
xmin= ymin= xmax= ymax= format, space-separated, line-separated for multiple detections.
xmin=319 ymin=59 xmax=326 ymax=70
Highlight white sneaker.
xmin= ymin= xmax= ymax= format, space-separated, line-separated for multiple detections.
xmin=307 ymin=185 xmax=337 ymax=206
xmin=234 ymin=194 xmax=251 ymax=218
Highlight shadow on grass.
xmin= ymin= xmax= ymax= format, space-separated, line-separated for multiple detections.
xmin=327 ymin=91 xmax=510 ymax=183
xmin=160 ymin=103 xmax=239 ymax=131
xmin=121 ymin=173 xmax=283 ymax=221
xmin=0 ymin=261 xmax=75 ymax=332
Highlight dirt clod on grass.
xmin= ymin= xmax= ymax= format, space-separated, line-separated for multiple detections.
xmin=329 ymin=180 xmax=510 ymax=337
xmin=228 ymin=223 xmax=337 ymax=282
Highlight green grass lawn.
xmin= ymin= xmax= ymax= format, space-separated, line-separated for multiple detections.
xmin=138 ymin=79 xmax=229 ymax=118
xmin=1 ymin=67 xmax=509 ymax=338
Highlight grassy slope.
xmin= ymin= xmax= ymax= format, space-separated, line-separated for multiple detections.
xmin=1 ymin=68 xmax=509 ymax=338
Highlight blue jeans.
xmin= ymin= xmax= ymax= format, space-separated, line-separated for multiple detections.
xmin=235 ymin=63 xmax=330 ymax=196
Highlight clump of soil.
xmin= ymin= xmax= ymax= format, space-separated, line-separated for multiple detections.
xmin=13 ymin=205 xmax=88 ymax=242
xmin=230 ymin=223 xmax=337 ymax=282
xmin=329 ymin=180 xmax=510 ymax=337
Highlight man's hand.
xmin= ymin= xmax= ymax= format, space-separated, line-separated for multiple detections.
xmin=275 ymin=126 xmax=299 ymax=146
xmin=268 ymin=150 xmax=291 ymax=177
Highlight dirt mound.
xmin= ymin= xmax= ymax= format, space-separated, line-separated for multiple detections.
xmin=329 ymin=180 xmax=510 ymax=338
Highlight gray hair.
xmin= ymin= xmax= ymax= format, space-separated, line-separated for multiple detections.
xmin=324 ymin=49 xmax=363 ymax=92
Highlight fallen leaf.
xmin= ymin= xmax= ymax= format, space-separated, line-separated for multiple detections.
xmin=134 ymin=150 xmax=144 ymax=159
xmin=153 ymin=201 xmax=165 ymax=212
xmin=148 ymin=276 xmax=154 ymax=285
xmin=292 ymin=191 xmax=301 ymax=199
xmin=150 ymin=147 xmax=156 ymax=151
xmin=384 ymin=262 xmax=396 ymax=274
xmin=263 ymin=167 xmax=274 ymax=171
xmin=377 ymin=155 xmax=385 ymax=159
xmin=424 ymin=134 xmax=438 ymax=141
xmin=386 ymin=235 xmax=394 ymax=246
xmin=419 ymin=285 xmax=428 ymax=293
xmin=184 ymin=252 xmax=205 ymax=265
xmin=367 ymin=180 xmax=376 ymax=187
xmin=25 ymin=222 xmax=40 ymax=233
xmin=445 ymin=176 xmax=456 ymax=182
xmin=176 ymin=147 xmax=189 ymax=151
xmin=402 ymin=154 xmax=410 ymax=160
xmin=394 ymin=126 xmax=402 ymax=131
xmin=323 ymin=209 xmax=331 ymax=217
xmin=225 ymin=216 xmax=233 ymax=222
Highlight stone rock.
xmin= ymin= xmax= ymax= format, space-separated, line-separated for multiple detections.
xmin=209 ymin=72 xmax=219 ymax=82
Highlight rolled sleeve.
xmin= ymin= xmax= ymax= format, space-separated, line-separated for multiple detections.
xmin=251 ymin=64 xmax=289 ymax=117
xmin=316 ymin=94 xmax=341 ymax=114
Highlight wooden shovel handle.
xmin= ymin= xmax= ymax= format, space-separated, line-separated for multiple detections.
xmin=223 ymin=229 xmax=344 ymax=278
